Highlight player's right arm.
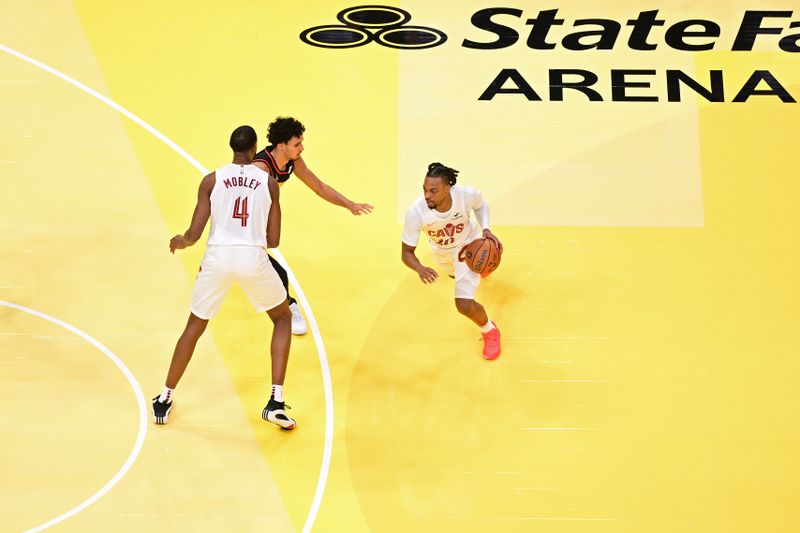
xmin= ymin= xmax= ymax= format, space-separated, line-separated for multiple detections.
xmin=401 ymin=205 xmax=438 ymax=283
xmin=266 ymin=177 xmax=281 ymax=248
xmin=466 ymin=186 xmax=503 ymax=253
xmin=170 ymin=172 xmax=215 ymax=253
xmin=401 ymin=242 xmax=438 ymax=284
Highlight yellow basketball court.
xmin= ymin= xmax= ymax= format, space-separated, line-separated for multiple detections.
xmin=2 ymin=1 xmax=799 ymax=531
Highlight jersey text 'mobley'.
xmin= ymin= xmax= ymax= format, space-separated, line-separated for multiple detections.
xmin=222 ymin=176 xmax=262 ymax=190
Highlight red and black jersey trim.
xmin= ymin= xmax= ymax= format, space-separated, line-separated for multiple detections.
xmin=253 ymin=145 xmax=294 ymax=183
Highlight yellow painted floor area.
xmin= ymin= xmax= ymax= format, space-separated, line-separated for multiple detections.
xmin=2 ymin=1 xmax=799 ymax=532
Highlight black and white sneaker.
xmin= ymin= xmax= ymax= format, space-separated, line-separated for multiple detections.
xmin=262 ymin=397 xmax=296 ymax=430
xmin=152 ymin=396 xmax=173 ymax=425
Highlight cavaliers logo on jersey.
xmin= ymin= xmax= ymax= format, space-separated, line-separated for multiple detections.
xmin=427 ymin=222 xmax=466 ymax=245
xmin=427 ymin=222 xmax=465 ymax=239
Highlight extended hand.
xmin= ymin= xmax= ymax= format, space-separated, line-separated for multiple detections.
xmin=417 ymin=266 xmax=439 ymax=284
xmin=348 ymin=202 xmax=374 ymax=216
xmin=169 ymin=234 xmax=190 ymax=254
xmin=483 ymin=229 xmax=503 ymax=254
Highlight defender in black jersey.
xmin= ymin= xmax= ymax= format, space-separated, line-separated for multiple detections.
xmin=254 ymin=116 xmax=374 ymax=335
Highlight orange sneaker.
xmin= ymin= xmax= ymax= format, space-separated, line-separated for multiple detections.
xmin=481 ymin=322 xmax=501 ymax=360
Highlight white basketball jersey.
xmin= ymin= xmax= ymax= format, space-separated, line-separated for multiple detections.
xmin=402 ymin=185 xmax=482 ymax=251
xmin=207 ymin=164 xmax=271 ymax=247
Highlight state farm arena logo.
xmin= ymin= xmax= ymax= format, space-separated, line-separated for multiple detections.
xmin=299 ymin=5 xmax=447 ymax=49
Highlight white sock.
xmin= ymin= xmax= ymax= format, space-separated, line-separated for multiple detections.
xmin=479 ymin=319 xmax=496 ymax=334
xmin=158 ymin=386 xmax=174 ymax=403
xmin=271 ymin=384 xmax=284 ymax=402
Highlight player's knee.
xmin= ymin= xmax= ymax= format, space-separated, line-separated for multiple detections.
xmin=455 ymin=298 xmax=474 ymax=315
xmin=269 ymin=303 xmax=292 ymax=324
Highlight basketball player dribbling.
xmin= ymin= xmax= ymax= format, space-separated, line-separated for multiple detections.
xmin=401 ymin=162 xmax=503 ymax=360
xmin=152 ymin=125 xmax=296 ymax=429
xmin=253 ymin=116 xmax=374 ymax=336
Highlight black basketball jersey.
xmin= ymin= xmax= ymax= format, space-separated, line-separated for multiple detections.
xmin=253 ymin=146 xmax=294 ymax=185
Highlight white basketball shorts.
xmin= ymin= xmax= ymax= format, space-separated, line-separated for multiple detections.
xmin=190 ymin=245 xmax=287 ymax=319
xmin=431 ymin=236 xmax=481 ymax=300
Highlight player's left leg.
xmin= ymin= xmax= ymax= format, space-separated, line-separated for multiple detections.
xmin=268 ymin=253 xmax=307 ymax=335
xmin=265 ymin=300 xmax=292 ymax=386
xmin=242 ymin=248 xmax=297 ymax=429
xmin=453 ymin=256 xmax=501 ymax=360
xmin=454 ymin=298 xmax=487 ymax=325
xmin=455 ymin=299 xmax=501 ymax=360
xmin=262 ymin=300 xmax=296 ymax=429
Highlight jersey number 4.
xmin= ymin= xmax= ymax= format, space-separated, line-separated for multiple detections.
xmin=233 ymin=196 xmax=249 ymax=227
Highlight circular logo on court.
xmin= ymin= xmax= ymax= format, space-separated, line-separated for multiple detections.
xmin=300 ymin=6 xmax=447 ymax=50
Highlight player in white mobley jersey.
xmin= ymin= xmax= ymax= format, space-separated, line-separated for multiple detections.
xmin=401 ymin=162 xmax=504 ymax=360
xmin=152 ymin=125 xmax=297 ymax=430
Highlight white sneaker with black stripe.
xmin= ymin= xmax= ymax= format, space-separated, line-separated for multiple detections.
xmin=262 ymin=397 xmax=296 ymax=430
xmin=152 ymin=396 xmax=173 ymax=425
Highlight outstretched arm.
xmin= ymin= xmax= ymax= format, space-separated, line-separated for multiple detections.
xmin=170 ymin=172 xmax=215 ymax=253
xmin=401 ymin=242 xmax=438 ymax=284
xmin=294 ymin=155 xmax=374 ymax=215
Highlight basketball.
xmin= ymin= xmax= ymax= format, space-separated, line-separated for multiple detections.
xmin=458 ymin=237 xmax=501 ymax=276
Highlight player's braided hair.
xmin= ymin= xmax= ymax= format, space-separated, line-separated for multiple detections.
xmin=427 ymin=162 xmax=459 ymax=186
xmin=230 ymin=125 xmax=257 ymax=152
xmin=267 ymin=116 xmax=306 ymax=145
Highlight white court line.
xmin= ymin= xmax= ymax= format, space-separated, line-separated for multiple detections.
xmin=0 ymin=300 xmax=148 ymax=533
xmin=0 ymin=43 xmax=334 ymax=533
xmin=269 ymin=249 xmax=335 ymax=533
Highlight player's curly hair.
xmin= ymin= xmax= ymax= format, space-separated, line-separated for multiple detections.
xmin=426 ymin=162 xmax=459 ymax=186
xmin=229 ymin=125 xmax=257 ymax=152
xmin=267 ymin=116 xmax=306 ymax=145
